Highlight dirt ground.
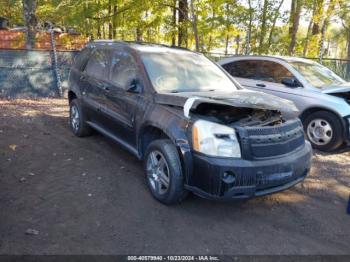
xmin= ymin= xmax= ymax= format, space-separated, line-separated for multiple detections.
xmin=0 ymin=98 xmax=349 ymax=255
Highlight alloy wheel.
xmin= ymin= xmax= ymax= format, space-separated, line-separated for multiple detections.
xmin=146 ymin=150 xmax=170 ymax=195
xmin=70 ymin=105 xmax=80 ymax=132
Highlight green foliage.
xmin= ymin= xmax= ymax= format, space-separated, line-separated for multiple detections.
xmin=0 ymin=0 xmax=349 ymax=58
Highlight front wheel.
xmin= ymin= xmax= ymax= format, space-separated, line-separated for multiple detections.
xmin=144 ymin=139 xmax=188 ymax=205
xmin=303 ymin=111 xmax=344 ymax=151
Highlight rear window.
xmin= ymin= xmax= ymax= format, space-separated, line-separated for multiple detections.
xmin=222 ymin=60 xmax=258 ymax=79
xmin=73 ymin=47 xmax=91 ymax=71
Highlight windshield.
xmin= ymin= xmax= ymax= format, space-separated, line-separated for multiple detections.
xmin=290 ymin=61 xmax=345 ymax=88
xmin=141 ymin=52 xmax=238 ymax=93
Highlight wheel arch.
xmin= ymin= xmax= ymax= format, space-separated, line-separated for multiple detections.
xmin=138 ymin=123 xmax=192 ymax=183
xmin=68 ymin=90 xmax=77 ymax=104
xmin=299 ymin=106 xmax=343 ymax=123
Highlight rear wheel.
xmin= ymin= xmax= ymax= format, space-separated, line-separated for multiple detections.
xmin=303 ymin=111 xmax=343 ymax=151
xmin=144 ymin=139 xmax=188 ymax=204
xmin=69 ymin=99 xmax=92 ymax=137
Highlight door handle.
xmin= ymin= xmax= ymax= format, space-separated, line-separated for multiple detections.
xmin=98 ymin=83 xmax=110 ymax=91
xmin=256 ymin=83 xmax=266 ymax=88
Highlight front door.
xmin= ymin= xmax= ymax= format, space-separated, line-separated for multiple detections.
xmin=100 ymin=48 xmax=141 ymax=147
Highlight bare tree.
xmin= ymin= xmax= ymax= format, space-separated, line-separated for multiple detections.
xmin=22 ymin=0 xmax=37 ymax=49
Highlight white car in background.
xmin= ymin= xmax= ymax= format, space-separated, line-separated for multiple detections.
xmin=219 ymin=56 xmax=350 ymax=151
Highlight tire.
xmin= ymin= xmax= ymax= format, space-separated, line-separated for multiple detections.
xmin=144 ymin=139 xmax=188 ymax=204
xmin=303 ymin=110 xmax=344 ymax=151
xmin=69 ymin=99 xmax=92 ymax=137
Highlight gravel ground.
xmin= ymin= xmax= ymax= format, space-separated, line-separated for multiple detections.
xmin=0 ymin=98 xmax=349 ymax=255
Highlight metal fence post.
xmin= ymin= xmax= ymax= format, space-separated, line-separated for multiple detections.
xmin=49 ymin=29 xmax=62 ymax=97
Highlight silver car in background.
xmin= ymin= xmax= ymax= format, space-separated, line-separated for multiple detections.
xmin=218 ymin=56 xmax=350 ymax=151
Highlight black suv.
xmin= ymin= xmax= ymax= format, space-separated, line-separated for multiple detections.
xmin=68 ymin=41 xmax=312 ymax=204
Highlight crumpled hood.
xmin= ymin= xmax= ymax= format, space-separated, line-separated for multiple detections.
xmin=154 ymin=90 xmax=299 ymax=117
xmin=321 ymin=82 xmax=350 ymax=94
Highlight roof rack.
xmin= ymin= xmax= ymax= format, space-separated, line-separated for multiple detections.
xmin=91 ymin=39 xmax=191 ymax=51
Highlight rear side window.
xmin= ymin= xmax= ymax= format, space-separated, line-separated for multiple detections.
xmin=73 ymin=47 xmax=91 ymax=71
xmin=222 ymin=60 xmax=258 ymax=79
xmin=109 ymin=49 xmax=138 ymax=89
xmin=84 ymin=48 xmax=110 ymax=79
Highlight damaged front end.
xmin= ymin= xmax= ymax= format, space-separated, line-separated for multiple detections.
xmin=179 ymin=94 xmax=311 ymax=200
xmin=187 ymin=100 xmax=305 ymax=159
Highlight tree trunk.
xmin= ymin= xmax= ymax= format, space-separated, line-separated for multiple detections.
xmin=97 ymin=0 xmax=101 ymax=39
xmin=178 ymin=0 xmax=188 ymax=47
xmin=235 ymin=34 xmax=240 ymax=55
xmin=97 ymin=19 xmax=101 ymax=39
xmin=108 ymin=0 xmax=113 ymax=39
xmin=112 ymin=5 xmax=118 ymax=39
xmin=258 ymin=0 xmax=268 ymax=54
xmin=189 ymin=0 xmax=199 ymax=51
xmin=288 ymin=0 xmax=302 ymax=55
xmin=225 ymin=34 xmax=229 ymax=55
xmin=303 ymin=11 xmax=314 ymax=56
xmin=208 ymin=35 xmax=212 ymax=52
xmin=347 ymin=29 xmax=350 ymax=78
xmin=22 ymin=0 xmax=37 ymax=49
xmin=267 ymin=0 xmax=284 ymax=49
xmin=172 ymin=0 xmax=177 ymax=46
xmin=319 ymin=0 xmax=335 ymax=60
xmin=311 ymin=0 xmax=324 ymax=35
xmin=136 ymin=27 xmax=142 ymax=41
xmin=245 ymin=0 xmax=252 ymax=54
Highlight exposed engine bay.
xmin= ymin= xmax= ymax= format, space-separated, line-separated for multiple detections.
xmin=191 ymin=103 xmax=284 ymax=127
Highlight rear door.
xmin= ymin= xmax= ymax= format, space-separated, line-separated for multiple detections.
xmin=81 ymin=48 xmax=111 ymax=123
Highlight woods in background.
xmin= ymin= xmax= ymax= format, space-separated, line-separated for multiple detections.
xmin=1 ymin=0 xmax=350 ymax=59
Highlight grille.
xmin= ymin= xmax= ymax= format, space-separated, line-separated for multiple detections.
xmin=237 ymin=119 xmax=305 ymax=159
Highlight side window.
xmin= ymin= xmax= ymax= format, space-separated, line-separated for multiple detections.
xmin=84 ymin=48 xmax=110 ymax=79
xmin=109 ymin=49 xmax=138 ymax=89
xmin=222 ymin=60 xmax=259 ymax=80
xmin=257 ymin=61 xmax=294 ymax=83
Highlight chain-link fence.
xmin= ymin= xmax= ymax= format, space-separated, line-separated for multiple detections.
xmin=0 ymin=49 xmax=78 ymax=98
xmin=0 ymin=49 xmax=349 ymax=98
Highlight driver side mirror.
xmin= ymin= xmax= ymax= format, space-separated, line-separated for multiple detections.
xmin=127 ymin=78 xmax=143 ymax=93
xmin=281 ymin=77 xmax=301 ymax=88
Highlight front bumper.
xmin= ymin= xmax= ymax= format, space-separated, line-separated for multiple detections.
xmin=186 ymin=142 xmax=312 ymax=200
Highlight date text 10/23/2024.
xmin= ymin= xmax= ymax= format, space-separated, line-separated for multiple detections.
xmin=127 ymin=256 xmax=220 ymax=261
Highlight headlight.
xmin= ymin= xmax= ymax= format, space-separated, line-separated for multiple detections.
xmin=192 ymin=120 xmax=241 ymax=158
